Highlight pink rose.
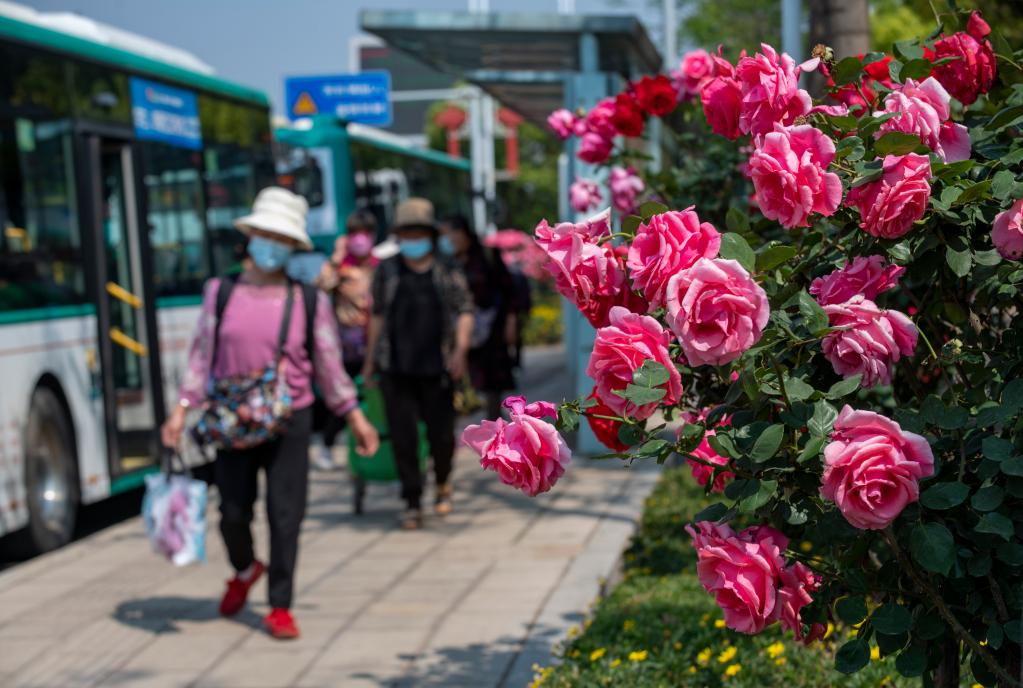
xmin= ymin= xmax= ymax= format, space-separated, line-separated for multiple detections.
xmin=926 ymin=11 xmax=996 ymax=107
xmin=810 ymin=255 xmax=905 ymax=306
xmin=547 ymin=108 xmax=577 ymax=140
xmin=736 ymin=43 xmax=813 ymax=137
xmin=665 ymin=257 xmax=770 ymax=367
xmin=748 ymin=124 xmax=842 ymax=229
xmin=820 ymin=405 xmax=935 ymax=530
xmin=992 ymin=198 xmax=1023 ymax=261
xmin=577 ymin=131 xmax=614 ymax=164
xmin=681 ymin=412 xmax=733 ymax=492
xmin=874 ymin=78 xmax=971 ymax=162
xmin=778 ymin=562 xmax=826 ymax=643
xmin=845 ymin=153 xmax=932 ymax=240
xmin=609 ymin=166 xmax=645 ymax=214
xmin=686 ymin=522 xmax=788 ymax=634
xmin=586 ymin=306 xmax=682 ymax=420
xmin=674 ymin=49 xmax=715 ymax=100
xmin=701 ymin=76 xmax=743 ymax=140
xmin=569 ymin=178 xmax=602 ymax=213
xmin=627 ymin=208 xmax=720 ymax=310
xmin=582 ymin=98 xmax=617 ymax=138
xmin=821 ymin=296 xmax=917 ymax=388
xmin=461 ymin=397 xmax=571 ymax=497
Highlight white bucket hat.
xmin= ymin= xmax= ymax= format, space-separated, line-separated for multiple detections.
xmin=234 ymin=187 xmax=312 ymax=249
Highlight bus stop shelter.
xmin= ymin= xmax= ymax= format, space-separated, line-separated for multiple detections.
xmin=360 ymin=10 xmax=663 ymax=453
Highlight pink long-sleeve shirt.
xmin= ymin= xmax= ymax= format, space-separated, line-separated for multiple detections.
xmin=179 ymin=277 xmax=358 ymax=418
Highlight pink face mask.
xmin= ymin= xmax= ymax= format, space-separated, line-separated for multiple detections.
xmin=347 ymin=232 xmax=374 ymax=257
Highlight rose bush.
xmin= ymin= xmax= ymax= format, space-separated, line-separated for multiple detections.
xmin=498 ymin=5 xmax=1023 ymax=686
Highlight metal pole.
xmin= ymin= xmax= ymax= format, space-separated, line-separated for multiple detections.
xmin=663 ymin=0 xmax=677 ymax=71
xmin=781 ymin=0 xmax=802 ymax=60
xmin=481 ymin=94 xmax=497 ymax=234
xmin=468 ymin=88 xmax=487 ymax=235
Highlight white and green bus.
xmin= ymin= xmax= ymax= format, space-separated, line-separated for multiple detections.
xmin=0 ymin=6 xmax=275 ymax=553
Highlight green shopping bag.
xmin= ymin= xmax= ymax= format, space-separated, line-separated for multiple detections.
xmin=347 ymin=382 xmax=429 ymax=483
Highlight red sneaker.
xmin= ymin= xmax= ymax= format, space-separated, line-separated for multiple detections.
xmin=264 ymin=607 xmax=300 ymax=639
xmin=218 ymin=561 xmax=265 ymax=617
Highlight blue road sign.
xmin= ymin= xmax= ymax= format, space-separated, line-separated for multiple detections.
xmin=129 ymin=77 xmax=202 ymax=150
xmin=285 ymin=72 xmax=392 ymax=126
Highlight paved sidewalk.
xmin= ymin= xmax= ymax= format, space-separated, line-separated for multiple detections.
xmin=0 ymin=347 xmax=659 ymax=688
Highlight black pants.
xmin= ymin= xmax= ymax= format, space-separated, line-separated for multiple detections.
xmin=322 ymin=359 xmax=363 ymax=446
xmin=215 ymin=406 xmax=311 ymax=609
xmin=380 ymin=373 xmax=455 ymax=509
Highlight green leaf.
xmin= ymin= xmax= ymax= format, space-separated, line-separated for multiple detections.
xmin=996 ymin=543 xmax=1023 ymax=566
xmin=983 ymin=436 xmax=1015 ymax=462
xmin=798 ymin=435 xmax=826 ymax=463
xmin=636 ymin=439 xmax=670 ymax=457
xmin=783 ymin=376 xmax=815 ymax=402
xmin=693 ymin=502 xmax=729 ymax=523
xmin=719 ymin=232 xmax=755 ymax=273
xmin=809 ymin=401 xmax=839 ymax=437
xmin=972 ymin=486 xmax=1005 ymax=512
xmin=987 ymin=104 xmax=1023 ymax=132
xmin=835 ymin=596 xmax=868 ymax=625
xmin=976 ymin=403 xmax=1005 ymax=428
xmin=834 ymin=135 xmax=866 ymax=162
xmin=725 ymin=207 xmax=751 ymax=234
xmin=887 ymin=58 xmax=904 ymax=83
xmin=617 ymin=423 xmax=644 ymax=447
xmin=831 ymin=56 xmax=864 ymax=86
xmin=945 ymin=246 xmax=972 ymax=277
xmin=557 ymin=407 xmax=579 ymax=432
xmin=1001 ymin=457 xmax=1023 ymax=476
xmin=894 ymin=39 xmax=924 ymax=60
xmin=895 ymin=645 xmax=927 ymax=677
xmin=899 ymin=58 xmax=933 ymax=81
xmin=955 ymin=180 xmax=992 ymax=205
xmin=738 ymin=479 xmax=777 ymax=512
xmin=724 ymin=478 xmax=759 ymax=501
xmin=827 ymin=375 xmax=863 ymax=399
xmin=969 ymin=553 xmax=993 ymax=577
xmin=875 ymin=131 xmax=924 ymax=156
xmin=920 ymin=482 xmax=970 ymax=510
xmin=621 ymin=215 xmax=642 ymax=234
xmin=872 ymin=603 xmax=913 ymax=635
xmin=749 ymin=424 xmax=785 ymax=463
xmin=835 ymin=639 xmax=870 ymax=674
xmin=632 ymin=360 xmax=671 ymax=388
xmin=934 ymin=405 xmax=969 ymax=430
xmin=975 ymin=512 xmax=1015 ymax=541
xmin=910 ymin=523 xmax=955 ymax=575
xmin=798 ymin=290 xmax=829 ymax=334
xmin=638 ymin=201 xmax=668 ymax=219
xmin=974 ymin=249 xmax=1003 ymax=266
xmin=616 ymin=384 xmax=666 ymax=406
xmin=708 ymin=433 xmax=740 ymax=459
xmin=1004 ymin=379 xmax=1023 ymax=412
xmin=756 ymin=244 xmax=797 ymax=272
xmin=992 ymin=170 xmax=1018 ymax=200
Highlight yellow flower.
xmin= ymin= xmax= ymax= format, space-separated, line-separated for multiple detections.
xmin=567 ymin=625 xmax=579 ymax=639
xmin=871 ymin=646 xmax=881 ymax=661
xmin=775 ymin=657 xmax=787 ymax=666
xmin=724 ymin=663 xmax=742 ymax=678
xmin=590 ymin=648 xmax=606 ymax=662
xmin=880 ymin=676 xmax=892 ymax=687
xmin=629 ymin=650 xmax=648 ymax=662
xmin=688 ymin=665 xmax=698 ymax=674
xmin=714 ymin=619 xmax=727 ymax=629
xmin=674 ymin=641 xmax=683 ymax=651
xmin=824 ymin=622 xmax=835 ymax=639
xmin=610 ymin=659 xmax=622 ymax=669
xmin=623 ymin=619 xmax=636 ymax=632
xmin=799 ymin=540 xmax=813 ymax=552
xmin=980 ymin=639 xmax=989 ymax=647
xmin=718 ymin=646 xmax=738 ymax=664
xmin=766 ymin=642 xmax=786 ymax=659
xmin=972 ymin=684 xmax=984 ymax=688
xmin=697 ymin=648 xmax=713 ymax=666
xmin=701 ymin=612 xmax=711 ymax=622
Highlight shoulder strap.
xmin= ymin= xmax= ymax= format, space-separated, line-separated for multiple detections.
xmin=274 ymin=283 xmax=295 ymax=362
xmin=300 ymin=282 xmax=317 ymax=364
xmin=211 ymin=277 xmax=236 ymax=371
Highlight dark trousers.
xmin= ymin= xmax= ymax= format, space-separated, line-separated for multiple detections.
xmin=380 ymin=373 xmax=455 ymax=509
xmin=322 ymin=359 xmax=363 ymax=446
xmin=215 ymin=406 xmax=312 ymax=609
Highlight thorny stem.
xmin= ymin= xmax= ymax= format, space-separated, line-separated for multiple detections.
xmin=770 ymin=354 xmax=792 ymax=409
xmin=882 ymin=529 xmax=1020 ymax=688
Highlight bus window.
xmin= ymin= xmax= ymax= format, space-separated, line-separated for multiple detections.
xmin=0 ymin=117 xmax=85 ymax=311
xmin=141 ymin=142 xmax=208 ymax=297
xmin=69 ymin=61 xmax=131 ymax=127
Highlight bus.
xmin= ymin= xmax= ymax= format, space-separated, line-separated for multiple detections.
xmin=0 ymin=5 xmax=274 ymax=554
xmin=274 ymin=117 xmax=472 ymax=253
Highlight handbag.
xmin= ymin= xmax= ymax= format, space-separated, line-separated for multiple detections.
xmin=191 ymin=278 xmax=296 ymax=450
xmin=142 ymin=450 xmax=207 ymax=566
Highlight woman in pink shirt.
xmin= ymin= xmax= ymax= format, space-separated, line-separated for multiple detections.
xmin=161 ymin=187 xmax=378 ymax=640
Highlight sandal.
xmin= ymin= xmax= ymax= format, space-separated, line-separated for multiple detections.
xmin=399 ymin=508 xmax=423 ymax=530
xmin=435 ymin=484 xmax=453 ymax=516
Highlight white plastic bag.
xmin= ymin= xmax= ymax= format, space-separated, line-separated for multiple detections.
xmin=142 ymin=472 xmax=207 ymax=566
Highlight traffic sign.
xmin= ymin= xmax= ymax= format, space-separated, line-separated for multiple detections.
xmin=284 ymin=72 xmax=392 ymax=125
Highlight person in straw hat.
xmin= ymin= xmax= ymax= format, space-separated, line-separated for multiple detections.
xmin=362 ymin=197 xmax=474 ymax=530
xmin=161 ymin=187 xmax=378 ymax=639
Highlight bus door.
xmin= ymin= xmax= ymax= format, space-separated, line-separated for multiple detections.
xmin=83 ymin=135 xmax=162 ymax=477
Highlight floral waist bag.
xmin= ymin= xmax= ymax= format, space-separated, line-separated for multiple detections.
xmin=191 ymin=278 xmax=301 ymax=451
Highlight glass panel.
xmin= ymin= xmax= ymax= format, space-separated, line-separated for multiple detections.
xmin=141 ymin=142 xmax=209 ymax=297
xmin=0 ymin=116 xmax=84 ymax=311
xmin=0 ymin=42 xmax=71 ymax=120
xmin=69 ymin=61 xmax=131 ymax=126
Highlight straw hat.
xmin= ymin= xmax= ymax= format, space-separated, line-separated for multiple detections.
xmin=393 ymin=197 xmax=436 ymax=231
xmin=234 ymin=187 xmax=312 ymax=249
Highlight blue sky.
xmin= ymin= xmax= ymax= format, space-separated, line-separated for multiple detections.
xmin=23 ymin=0 xmax=662 ymax=114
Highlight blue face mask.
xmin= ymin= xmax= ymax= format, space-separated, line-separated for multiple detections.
xmin=437 ymin=235 xmax=456 ymax=256
xmin=248 ymin=235 xmax=293 ymax=272
xmin=399 ymin=238 xmax=434 ymax=260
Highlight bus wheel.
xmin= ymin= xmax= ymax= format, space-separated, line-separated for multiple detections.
xmin=21 ymin=387 xmax=79 ymax=554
